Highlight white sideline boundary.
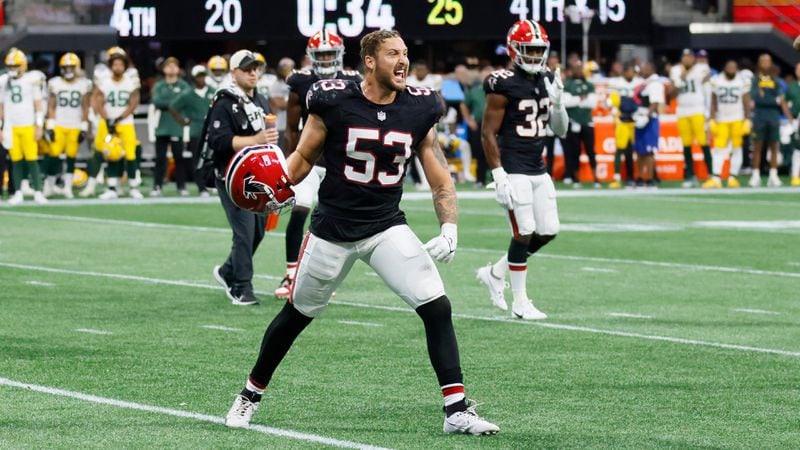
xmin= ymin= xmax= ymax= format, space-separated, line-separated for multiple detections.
xmin=3 ymin=261 xmax=799 ymax=358
xmin=0 ymin=377 xmax=389 ymax=450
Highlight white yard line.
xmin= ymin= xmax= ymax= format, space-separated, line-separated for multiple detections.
xmin=3 ymin=262 xmax=797 ymax=358
xmin=732 ymin=308 xmax=782 ymax=316
xmin=201 ymin=325 xmax=244 ymax=332
xmin=337 ymin=320 xmax=384 ymax=327
xmin=788 ymin=262 xmax=800 ymax=267
xmin=581 ymin=267 xmax=618 ymax=273
xmin=25 ymin=280 xmax=55 ymax=287
xmin=0 ymin=376 xmax=389 ymax=450
xmin=608 ymin=313 xmax=655 ymax=319
xmin=253 ymin=274 xmax=284 ymax=281
xmin=74 ymin=328 xmax=113 ymax=335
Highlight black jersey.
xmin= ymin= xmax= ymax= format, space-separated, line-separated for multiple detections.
xmin=306 ymin=80 xmax=444 ymax=242
xmin=484 ymin=67 xmax=554 ymax=175
xmin=287 ymin=69 xmax=363 ymax=124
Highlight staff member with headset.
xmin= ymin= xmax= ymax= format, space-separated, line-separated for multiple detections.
xmin=206 ymin=50 xmax=278 ymax=305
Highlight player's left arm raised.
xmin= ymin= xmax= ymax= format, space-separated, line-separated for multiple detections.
xmin=417 ymin=126 xmax=458 ymax=264
xmin=545 ymin=68 xmax=568 ymax=137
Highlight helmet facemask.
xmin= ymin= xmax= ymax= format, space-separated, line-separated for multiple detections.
xmin=511 ymin=41 xmax=549 ymax=75
xmin=308 ymin=48 xmax=343 ymax=77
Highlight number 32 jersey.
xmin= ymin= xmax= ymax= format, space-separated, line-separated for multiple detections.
xmin=49 ymin=76 xmax=92 ymax=128
xmin=306 ymin=80 xmax=445 ymax=242
xmin=484 ymin=67 xmax=553 ymax=175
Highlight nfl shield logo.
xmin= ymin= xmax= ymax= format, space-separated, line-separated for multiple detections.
xmin=377 ymin=111 xmax=386 ymax=121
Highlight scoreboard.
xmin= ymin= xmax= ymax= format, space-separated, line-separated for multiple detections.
xmin=114 ymin=0 xmax=652 ymax=41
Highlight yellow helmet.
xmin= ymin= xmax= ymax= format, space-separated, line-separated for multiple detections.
xmin=107 ymin=46 xmax=127 ymax=59
xmin=208 ymin=55 xmax=228 ymax=71
xmin=102 ymin=135 xmax=125 ymax=162
xmin=72 ymin=169 xmax=89 ymax=188
xmin=59 ymin=52 xmax=81 ymax=69
xmin=254 ymin=52 xmax=266 ymax=66
xmin=5 ymin=48 xmax=28 ymax=74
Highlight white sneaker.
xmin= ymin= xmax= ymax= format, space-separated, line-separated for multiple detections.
xmin=511 ymin=299 xmax=548 ymax=320
xmin=476 ymin=265 xmax=508 ymax=311
xmin=179 ymin=189 xmax=190 ymax=197
xmin=767 ymin=175 xmax=782 ymax=188
xmin=33 ymin=191 xmax=48 ymax=205
xmin=443 ymin=403 xmax=499 ymax=435
xmin=79 ymin=179 xmax=97 ymax=197
xmin=43 ymin=177 xmax=55 ymax=197
xmin=149 ymin=188 xmax=162 ymax=197
xmin=748 ymin=173 xmax=761 ymax=188
xmin=199 ymin=190 xmax=210 ymax=198
xmin=8 ymin=191 xmax=23 ymax=205
xmin=63 ymin=185 xmax=74 ymax=199
xmin=681 ymin=178 xmax=697 ymax=188
xmin=224 ymin=395 xmax=259 ymax=428
xmin=20 ymin=180 xmax=34 ymax=196
xmin=129 ymin=188 xmax=144 ymax=199
xmin=98 ymin=189 xmax=119 ymax=200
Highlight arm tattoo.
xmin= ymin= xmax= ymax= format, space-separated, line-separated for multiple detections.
xmin=429 ymin=135 xmax=458 ymax=224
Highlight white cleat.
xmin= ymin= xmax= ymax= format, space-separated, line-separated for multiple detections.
xmin=443 ymin=403 xmax=500 ymax=436
xmin=767 ymin=175 xmax=782 ymax=188
xmin=511 ymin=299 xmax=548 ymax=320
xmin=476 ymin=265 xmax=508 ymax=311
xmin=20 ymin=180 xmax=35 ymax=196
xmin=79 ymin=179 xmax=97 ymax=197
xmin=33 ymin=191 xmax=48 ymax=205
xmin=98 ymin=189 xmax=119 ymax=200
xmin=63 ymin=186 xmax=74 ymax=199
xmin=225 ymin=395 xmax=259 ymax=428
xmin=129 ymin=188 xmax=144 ymax=199
xmin=8 ymin=191 xmax=24 ymax=206
xmin=748 ymin=173 xmax=761 ymax=188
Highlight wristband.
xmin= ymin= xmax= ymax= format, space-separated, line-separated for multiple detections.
xmin=45 ymin=118 xmax=55 ymax=130
xmin=35 ymin=111 xmax=45 ymax=127
xmin=491 ymin=167 xmax=508 ymax=183
xmin=80 ymin=121 xmax=89 ymax=132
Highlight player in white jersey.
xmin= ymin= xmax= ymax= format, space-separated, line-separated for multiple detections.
xmin=606 ymin=63 xmax=643 ymax=188
xmin=85 ymin=47 xmax=141 ymax=199
xmin=0 ymin=49 xmax=47 ymax=205
xmin=44 ymin=53 xmax=92 ymax=198
xmin=670 ymin=49 xmax=713 ymax=187
xmin=709 ymin=60 xmax=752 ymax=188
xmin=206 ymin=55 xmax=231 ymax=92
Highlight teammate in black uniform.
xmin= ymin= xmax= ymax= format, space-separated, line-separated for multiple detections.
xmin=225 ymin=29 xmax=499 ymax=436
xmin=275 ymin=30 xmax=363 ymax=299
xmin=476 ymin=20 xmax=568 ymax=320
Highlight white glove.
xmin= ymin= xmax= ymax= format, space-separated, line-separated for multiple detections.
xmin=424 ymin=223 xmax=457 ymax=264
xmin=543 ymin=67 xmax=564 ymax=108
xmin=491 ymin=167 xmax=515 ymax=210
xmin=634 ymin=112 xmax=650 ymax=129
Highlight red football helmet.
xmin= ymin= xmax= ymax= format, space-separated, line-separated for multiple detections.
xmin=225 ymin=145 xmax=295 ymax=213
xmin=307 ymin=29 xmax=344 ymax=77
xmin=507 ymin=20 xmax=550 ymax=74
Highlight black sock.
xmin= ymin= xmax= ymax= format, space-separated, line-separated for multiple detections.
xmin=683 ymin=146 xmax=695 ymax=178
xmin=248 ymin=302 xmax=313 ymax=387
xmin=527 ymin=234 xmax=556 ymax=256
xmin=416 ymin=297 xmax=463 ymax=386
xmin=239 ymin=388 xmax=262 ymax=403
xmin=702 ymin=145 xmax=713 ymax=176
xmin=285 ymin=208 xmax=309 ymax=263
xmin=445 ymin=399 xmax=468 ymax=416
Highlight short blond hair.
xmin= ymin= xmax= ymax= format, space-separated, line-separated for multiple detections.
xmin=360 ymin=29 xmax=402 ymax=63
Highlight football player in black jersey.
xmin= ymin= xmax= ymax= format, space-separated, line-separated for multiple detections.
xmin=225 ymin=29 xmax=499 ymax=435
xmin=476 ymin=20 xmax=568 ymax=320
xmin=275 ymin=30 xmax=363 ymax=300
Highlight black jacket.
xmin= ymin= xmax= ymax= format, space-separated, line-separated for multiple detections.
xmin=205 ymin=89 xmax=271 ymax=173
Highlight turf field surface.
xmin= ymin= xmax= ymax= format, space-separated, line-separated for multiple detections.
xmin=1 ymin=186 xmax=800 ymax=448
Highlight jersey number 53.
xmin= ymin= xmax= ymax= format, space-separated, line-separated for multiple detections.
xmin=516 ymin=98 xmax=550 ymax=138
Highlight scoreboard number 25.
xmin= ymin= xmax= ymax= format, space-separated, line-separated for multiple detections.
xmin=427 ymin=0 xmax=464 ymax=26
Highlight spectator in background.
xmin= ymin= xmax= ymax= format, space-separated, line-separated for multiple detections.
xmin=608 ymin=60 xmax=623 ymax=78
xmin=634 ymin=62 xmax=664 ymax=188
xmin=787 ymin=62 xmax=800 ymax=186
xmin=749 ymin=53 xmax=793 ymax=187
xmin=544 ymin=52 xmax=562 ymax=177
xmin=406 ymin=60 xmax=442 ymax=189
xmin=738 ymin=57 xmax=756 ymax=175
xmin=151 ymin=56 xmax=191 ymax=196
xmin=169 ymin=65 xmax=215 ymax=196
xmin=460 ymin=65 xmax=492 ymax=187
xmin=271 ymin=58 xmax=294 ymax=149
xmin=563 ymin=60 xmax=600 ymax=187
xmin=607 ymin=62 xmax=642 ymax=188
xmin=207 ymin=49 xmax=278 ymax=305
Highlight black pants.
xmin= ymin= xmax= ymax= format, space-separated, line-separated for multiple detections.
xmin=154 ymin=136 xmax=186 ymax=190
xmin=0 ymin=145 xmax=7 ymax=197
xmin=187 ymin=138 xmax=207 ymax=192
xmin=565 ymin=124 xmax=596 ymax=182
xmin=216 ymin=178 xmax=267 ymax=290
xmin=468 ymin=124 xmax=488 ymax=185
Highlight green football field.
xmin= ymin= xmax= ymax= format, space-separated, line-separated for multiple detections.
xmin=2 ymin=185 xmax=800 ymax=449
